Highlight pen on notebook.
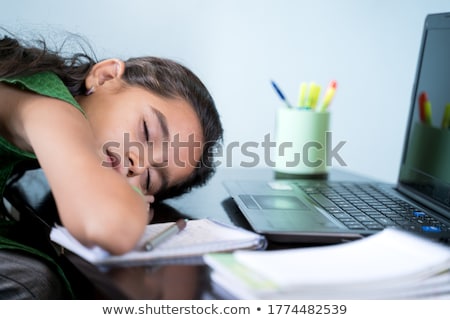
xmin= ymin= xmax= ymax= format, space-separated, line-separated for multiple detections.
xmin=143 ymin=218 xmax=188 ymax=251
xmin=271 ymin=80 xmax=293 ymax=108
xmin=319 ymin=80 xmax=337 ymax=112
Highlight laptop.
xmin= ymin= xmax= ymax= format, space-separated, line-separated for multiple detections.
xmin=223 ymin=12 xmax=450 ymax=244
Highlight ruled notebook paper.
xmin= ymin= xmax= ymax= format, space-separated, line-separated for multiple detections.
xmin=50 ymin=218 xmax=266 ymax=266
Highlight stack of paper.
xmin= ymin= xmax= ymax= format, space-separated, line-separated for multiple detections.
xmin=204 ymin=228 xmax=450 ymax=299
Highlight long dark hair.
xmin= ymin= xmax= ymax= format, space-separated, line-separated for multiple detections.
xmin=0 ymin=33 xmax=223 ymax=200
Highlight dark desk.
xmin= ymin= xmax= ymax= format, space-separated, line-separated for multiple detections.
xmin=4 ymin=167 xmax=367 ymax=299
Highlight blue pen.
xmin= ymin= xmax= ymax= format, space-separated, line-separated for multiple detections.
xmin=271 ymin=80 xmax=293 ymax=108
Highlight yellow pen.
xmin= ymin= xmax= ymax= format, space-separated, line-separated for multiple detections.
xmin=297 ymin=82 xmax=307 ymax=108
xmin=309 ymin=83 xmax=321 ymax=109
xmin=442 ymin=103 xmax=450 ymax=129
xmin=319 ymin=80 xmax=337 ymax=112
xmin=423 ymin=100 xmax=432 ymax=125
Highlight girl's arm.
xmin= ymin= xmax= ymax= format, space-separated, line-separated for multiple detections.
xmin=10 ymin=87 xmax=149 ymax=255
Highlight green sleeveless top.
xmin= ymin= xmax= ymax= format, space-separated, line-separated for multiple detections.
xmin=0 ymin=71 xmax=84 ymax=196
xmin=0 ymin=72 xmax=85 ymax=298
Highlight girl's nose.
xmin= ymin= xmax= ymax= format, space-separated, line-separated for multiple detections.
xmin=126 ymin=151 xmax=148 ymax=177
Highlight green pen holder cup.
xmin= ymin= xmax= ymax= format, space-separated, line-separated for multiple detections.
xmin=274 ymin=108 xmax=330 ymax=178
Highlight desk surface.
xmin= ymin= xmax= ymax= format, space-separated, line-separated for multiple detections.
xmin=75 ymin=168 xmax=371 ymax=299
xmin=5 ymin=167 xmax=369 ymax=299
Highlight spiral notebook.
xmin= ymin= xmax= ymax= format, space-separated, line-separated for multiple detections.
xmin=50 ymin=218 xmax=267 ymax=266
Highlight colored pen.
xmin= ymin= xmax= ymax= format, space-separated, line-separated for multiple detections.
xmin=319 ymin=80 xmax=337 ymax=112
xmin=418 ymin=92 xmax=432 ymax=125
xmin=418 ymin=92 xmax=426 ymax=121
xmin=308 ymin=82 xmax=321 ymax=110
xmin=442 ymin=103 xmax=450 ymax=129
xmin=297 ymin=82 xmax=308 ymax=108
xmin=271 ymin=80 xmax=293 ymax=108
xmin=143 ymin=219 xmax=187 ymax=251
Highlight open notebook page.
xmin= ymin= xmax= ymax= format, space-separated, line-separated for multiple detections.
xmin=51 ymin=218 xmax=266 ymax=265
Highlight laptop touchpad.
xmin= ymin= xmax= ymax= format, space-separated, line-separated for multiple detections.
xmin=251 ymin=195 xmax=307 ymax=210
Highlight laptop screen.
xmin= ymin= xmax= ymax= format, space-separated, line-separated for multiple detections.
xmin=399 ymin=13 xmax=450 ymax=217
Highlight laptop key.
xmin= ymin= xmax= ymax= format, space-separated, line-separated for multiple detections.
xmin=309 ymin=193 xmax=336 ymax=207
xmin=377 ymin=217 xmax=396 ymax=226
xmin=331 ymin=213 xmax=352 ymax=219
xmin=363 ymin=222 xmax=384 ymax=230
xmin=421 ymin=226 xmax=441 ymax=233
xmin=344 ymin=222 xmax=365 ymax=229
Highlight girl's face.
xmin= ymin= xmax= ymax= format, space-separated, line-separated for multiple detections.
xmin=77 ymin=76 xmax=203 ymax=199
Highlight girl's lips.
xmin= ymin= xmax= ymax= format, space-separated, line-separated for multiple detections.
xmin=105 ymin=149 xmax=122 ymax=172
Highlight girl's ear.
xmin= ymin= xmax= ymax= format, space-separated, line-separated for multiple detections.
xmin=85 ymin=59 xmax=125 ymax=92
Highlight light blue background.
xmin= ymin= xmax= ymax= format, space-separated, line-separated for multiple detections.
xmin=2 ymin=0 xmax=450 ymax=182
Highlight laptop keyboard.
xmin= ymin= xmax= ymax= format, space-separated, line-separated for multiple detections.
xmin=297 ymin=183 xmax=449 ymax=234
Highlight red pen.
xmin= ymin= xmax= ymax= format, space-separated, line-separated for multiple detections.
xmin=418 ymin=92 xmax=432 ymax=125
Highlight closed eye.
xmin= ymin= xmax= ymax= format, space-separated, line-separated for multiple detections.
xmin=141 ymin=119 xmax=151 ymax=193
xmin=143 ymin=120 xmax=150 ymax=141
xmin=146 ymin=170 xmax=150 ymax=193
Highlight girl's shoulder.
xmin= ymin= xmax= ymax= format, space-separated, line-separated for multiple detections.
xmin=0 ymin=72 xmax=85 ymax=116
